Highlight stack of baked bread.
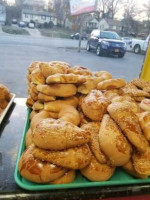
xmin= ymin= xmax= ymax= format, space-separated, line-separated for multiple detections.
xmin=0 ymin=84 xmax=12 ymax=116
xmin=18 ymin=61 xmax=150 ymax=184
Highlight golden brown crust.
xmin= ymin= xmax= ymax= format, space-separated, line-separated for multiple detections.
xmin=46 ymin=74 xmax=86 ymax=84
xmin=99 ymin=114 xmax=132 ymax=166
xmin=51 ymin=170 xmax=76 ymax=184
xmin=38 ymin=93 xmax=56 ymax=102
xmin=32 ymin=101 xmax=44 ymax=111
xmin=30 ymin=110 xmax=38 ymax=120
xmin=18 ymin=145 xmax=67 ymax=183
xmin=131 ymin=78 xmax=150 ymax=89
xmin=68 ymin=65 xmax=92 ymax=76
xmin=140 ymin=99 xmax=150 ymax=111
xmin=28 ymin=61 xmax=39 ymax=74
xmin=32 ymin=118 xmax=90 ymax=150
xmin=37 ymin=84 xmax=77 ymax=97
xmin=107 ymin=102 xmax=149 ymax=152
xmin=81 ymin=90 xmax=111 ymax=121
xmin=80 ymin=155 xmax=115 ymax=181
xmin=26 ymin=96 xmax=35 ymax=108
xmin=81 ymin=122 xmax=107 ymax=164
xmin=30 ymin=110 xmax=50 ymax=131
xmin=94 ymin=71 xmax=112 ymax=79
xmin=132 ymin=149 xmax=150 ymax=176
xmin=32 ymin=144 xmax=92 ymax=169
xmin=31 ymin=68 xmax=45 ymax=85
xmin=138 ymin=112 xmax=150 ymax=140
xmin=58 ymin=105 xmax=80 ymax=126
xmin=25 ymin=128 xmax=33 ymax=147
xmin=29 ymin=82 xmax=38 ymax=94
xmin=120 ymin=87 xmax=150 ymax=98
xmin=44 ymin=96 xmax=78 ymax=112
xmin=97 ymin=79 xmax=126 ymax=90
xmin=123 ymin=159 xmax=147 ymax=179
xmin=0 ymin=84 xmax=11 ymax=101
xmin=39 ymin=61 xmax=70 ymax=78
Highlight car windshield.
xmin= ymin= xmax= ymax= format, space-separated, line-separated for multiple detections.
xmin=100 ymin=32 xmax=120 ymax=40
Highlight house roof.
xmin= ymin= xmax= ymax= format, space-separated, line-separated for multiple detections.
xmin=103 ymin=18 xmax=122 ymax=27
xmin=22 ymin=9 xmax=56 ymax=17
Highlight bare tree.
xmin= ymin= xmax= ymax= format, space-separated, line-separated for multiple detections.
xmin=97 ymin=0 xmax=121 ymax=19
xmin=143 ymin=0 xmax=150 ymax=34
xmin=122 ymin=0 xmax=138 ymax=36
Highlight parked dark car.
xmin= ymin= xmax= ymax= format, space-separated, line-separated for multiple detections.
xmin=71 ymin=33 xmax=88 ymax=40
xmin=87 ymin=30 xmax=126 ymax=57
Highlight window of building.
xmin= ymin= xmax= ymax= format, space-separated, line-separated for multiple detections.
xmin=30 ymin=14 xmax=33 ymax=19
xmin=41 ymin=15 xmax=46 ymax=20
xmin=25 ymin=14 xmax=29 ymax=18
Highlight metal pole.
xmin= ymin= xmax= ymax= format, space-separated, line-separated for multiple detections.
xmin=78 ymin=15 xmax=84 ymax=52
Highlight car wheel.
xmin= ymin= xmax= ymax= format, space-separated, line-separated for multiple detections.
xmin=96 ymin=45 xmax=102 ymax=56
xmin=87 ymin=42 xmax=91 ymax=51
xmin=134 ymin=45 xmax=141 ymax=54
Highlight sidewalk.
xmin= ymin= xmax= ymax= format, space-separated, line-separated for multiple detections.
xmin=25 ymin=28 xmax=42 ymax=37
xmin=0 ymin=25 xmax=3 ymax=33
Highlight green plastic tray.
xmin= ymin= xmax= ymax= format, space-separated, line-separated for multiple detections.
xmin=14 ymin=108 xmax=150 ymax=191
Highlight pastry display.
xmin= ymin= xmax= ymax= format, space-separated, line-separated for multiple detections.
xmin=0 ymin=84 xmax=12 ymax=116
xmin=18 ymin=61 xmax=150 ymax=185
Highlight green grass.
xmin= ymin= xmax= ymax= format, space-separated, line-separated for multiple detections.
xmin=2 ymin=25 xmax=29 ymax=35
xmin=39 ymin=28 xmax=74 ymax=39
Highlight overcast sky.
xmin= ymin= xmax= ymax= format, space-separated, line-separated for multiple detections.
xmin=6 ymin=0 xmax=150 ymax=21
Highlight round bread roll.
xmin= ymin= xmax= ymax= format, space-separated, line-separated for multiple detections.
xmin=138 ymin=111 xmax=150 ymax=141
xmin=18 ymin=145 xmax=67 ymax=183
xmin=0 ymin=99 xmax=8 ymax=109
xmin=81 ymin=122 xmax=107 ymax=164
xmin=58 ymin=105 xmax=80 ymax=126
xmin=32 ymin=144 xmax=92 ymax=169
xmin=99 ymin=114 xmax=132 ymax=166
xmin=25 ymin=128 xmax=33 ymax=147
xmin=123 ymin=159 xmax=147 ymax=179
xmin=81 ymin=155 xmax=115 ymax=182
xmin=32 ymin=101 xmax=44 ymax=111
xmin=26 ymin=96 xmax=34 ymax=108
xmin=30 ymin=110 xmax=38 ymax=120
xmin=30 ymin=90 xmax=38 ymax=101
xmin=28 ymin=61 xmax=39 ymax=74
xmin=31 ymin=68 xmax=45 ymax=85
xmin=94 ymin=71 xmax=112 ymax=79
xmin=140 ymin=99 xmax=150 ymax=111
xmin=46 ymin=74 xmax=86 ymax=84
xmin=38 ymin=93 xmax=56 ymax=102
xmin=39 ymin=61 xmax=70 ymax=78
xmin=44 ymin=96 xmax=78 ymax=112
xmin=103 ymin=89 xmax=119 ymax=100
xmin=30 ymin=110 xmax=50 ymax=131
xmin=68 ymin=65 xmax=92 ymax=76
xmin=0 ymin=84 xmax=11 ymax=101
xmin=107 ymin=102 xmax=149 ymax=153
xmin=51 ymin=170 xmax=76 ymax=184
xmin=79 ymin=111 xmax=91 ymax=126
xmin=132 ymin=148 xmax=150 ymax=176
xmin=29 ymin=82 xmax=38 ymax=94
xmin=81 ymin=90 xmax=110 ymax=121
xmin=97 ymin=78 xmax=126 ymax=90
xmin=32 ymin=118 xmax=90 ymax=150
xmin=37 ymin=84 xmax=77 ymax=97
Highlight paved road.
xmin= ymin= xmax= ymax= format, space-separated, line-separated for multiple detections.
xmin=0 ymin=33 xmax=145 ymax=97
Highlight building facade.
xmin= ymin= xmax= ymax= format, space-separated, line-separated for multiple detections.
xmin=21 ymin=9 xmax=57 ymax=25
xmin=99 ymin=18 xmax=122 ymax=34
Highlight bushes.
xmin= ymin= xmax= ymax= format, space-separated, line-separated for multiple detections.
xmin=2 ymin=25 xmax=29 ymax=35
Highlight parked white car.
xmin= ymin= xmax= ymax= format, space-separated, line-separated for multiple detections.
xmin=28 ymin=23 xmax=35 ymax=29
xmin=131 ymin=35 xmax=150 ymax=54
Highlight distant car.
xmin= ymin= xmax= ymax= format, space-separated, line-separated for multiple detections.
xmin=71 ymin=33 xmax=88 ymax=40
xmin=131 ymin=35 xmax=150 ymax=54
xmin=122 ymin=37 xmax=132 ymax=45
xmin=18 ymin=21 xmax=26 ymax=28
xmin=87 ymin=30 xmax=126 ymax=58
xmin=12 ymin=19 xmax=17 ymax=24
xmin=28 ymin=23 xmax=35 ymax=29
